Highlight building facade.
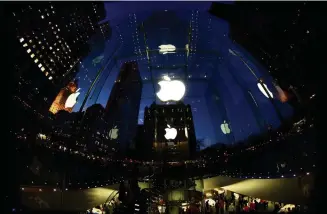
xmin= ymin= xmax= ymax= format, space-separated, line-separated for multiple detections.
xmin=143 ymin=103 xmax=197 ymax=161
xmin=104 ymin=61 xmax=143 ymax=153
xmin=8 ymin=2 xmax=108 ymax=115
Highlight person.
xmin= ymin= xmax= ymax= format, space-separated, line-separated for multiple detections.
xmin=249 ymin=200 xmax=255 ymax=212
xmin=219 ymin=198 xmax=225 ymax=214
xmin=215 ymin=200 xmax=219 ymax=214
xmin=205 ymin=200 xmax=210 ymax=214
xmin=273 ymin=203 xmax=280 ymax=213
xmin=228 ymin=202 xmax=235 ymax=214
xmin=243 ymin=203 xmax=250 ymax=212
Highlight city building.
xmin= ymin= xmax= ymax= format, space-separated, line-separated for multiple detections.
xmin=8 ymin=2 xmax=107 ymax=116
xmin=143 ymin=102 xmax=197 ymax=161
xmin=104 ymin=61 xmax=143 ymax=153
xmin=49 ymin=81 xmax=79 ymax=114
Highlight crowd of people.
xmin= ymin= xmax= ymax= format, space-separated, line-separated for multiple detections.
xmin=203 ymin=193 xmax=304 ymax=214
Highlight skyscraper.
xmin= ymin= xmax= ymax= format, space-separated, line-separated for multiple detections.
xmin=8 ymin=2 xmax=107 ymax=115
xmin=143 ymin=103 xmax=197 ymax=161
xmin=105 ymin=61 xmax=143 ymax=152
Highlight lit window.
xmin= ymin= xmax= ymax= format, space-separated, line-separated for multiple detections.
xmin=38 ymin=63 xmax=42 ymax=68
xmin=41 ymin=15 xmax=44 ymax=19
xmin=38 ymin=41 xmax=41 ymax=44
xmin=30 ymin=54 xmax=35 ymax=58
xmin=45 ymin=72 xmax=49 ymax=76
xmin=29 ymin=40 xmax=32 ymax=43
xmin=27 ymin=49 xmax=31 ymax=53
xmin=49 ymin=47 xmax=52 ymax=50
xmin=48 ymin=76 xmax=53 ymax=80
xmin=34 ymin=59 xmax=39 ymax=63
xmin=41 ymin=67 xmax=45 ymax=72
xmin=19 ymin=38 xmax=24 ymax=43
xmin=23 ymin=43 xmax=28 ymax=47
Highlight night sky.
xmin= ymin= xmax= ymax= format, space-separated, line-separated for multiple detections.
xmin=72 ymin=2 xmax=294 ymax=149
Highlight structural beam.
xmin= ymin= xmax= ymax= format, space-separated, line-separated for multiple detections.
xmin=141 ymin=78 xmax=208 ymax=84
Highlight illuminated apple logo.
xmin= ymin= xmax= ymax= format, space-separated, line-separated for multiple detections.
xmin=65 ymin=88 xmax=81 ymax=108
xmin=220 ymin=120 xmax=231 ymax=134
xmin=164 ymin=125 xmax=177 ymax=140
xmin=156 ymin=76 xmax=186 ymax=102
xmin=108 ymin=126 xmax=119 ymax=140
xmin=158 ymin=44 xmax=176 ymax=55
xmin=257 ymin=83 xmax=274 ymax=98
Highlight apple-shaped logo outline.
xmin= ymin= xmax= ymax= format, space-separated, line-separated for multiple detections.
xmin=220 ymin=120 xmax=231 ymax=134
xmin=185 ymin=127 xmax=188 ymax=138
xmin=65 ymin=88 xmax=81 ymax=108
xmin=164 ymin=125 xmax=178 ymax=140
xmin=257 ymin=83 xmax=274 ymax=99
xmin=156 ymin=76 xmax=186 ymax=102
xmin=109 ymin=126 xmax=119 ymax=140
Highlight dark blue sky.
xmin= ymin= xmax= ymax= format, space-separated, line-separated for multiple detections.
xmin=72 ymin=2 xmax=293 ymax=148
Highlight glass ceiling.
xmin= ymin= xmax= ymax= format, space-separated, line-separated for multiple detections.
xmin=72 ymin=2 xmax=293 ymax=148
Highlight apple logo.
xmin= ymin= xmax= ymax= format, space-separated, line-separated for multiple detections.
xmin=220 ymin=120 xmax=231 ymax=134
xmin=164 ymin=125 xmax=177 ymax=140
xmin=108 ymin=126 xmax=119 ymax=140
xmin=65 ymin=88 xmax=81 ymax=108
xmin=158 ymin=44 xmax=176 ymax=55
xmin=257 ymin=82 xmax=274 ymax=99
xmin=92 ymin=55 xmax=104 ymax=66
xmin=185 ymin=127 xmax=188 ymax=138
xmin=156 ymin=76 xmax=186 ymax=102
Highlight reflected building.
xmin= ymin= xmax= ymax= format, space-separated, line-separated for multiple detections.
xmin=143 ymin=103 xmax=196 ymax=161
xmin=105 ymin=61 xmax=143 ymax=152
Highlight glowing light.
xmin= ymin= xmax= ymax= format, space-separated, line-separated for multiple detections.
xmin=158 ymin=44 xmax=176 ymax=55
xmin=27 ymin=49 xmax=31 ymax=53
xmin=108 ymin=126 xmax=118 ymax=140
xmin=257 ymin=83 xmax=274 ymax=98
xmin=156 ymin=76 xmax=185 ymax=102
xmin=221 ymin=120 xmax=231 ymax=134
xmin=65 ymin=88 xmax=80 ymax=108
xmin=164 ymin=125 xmax=177 ymax=140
